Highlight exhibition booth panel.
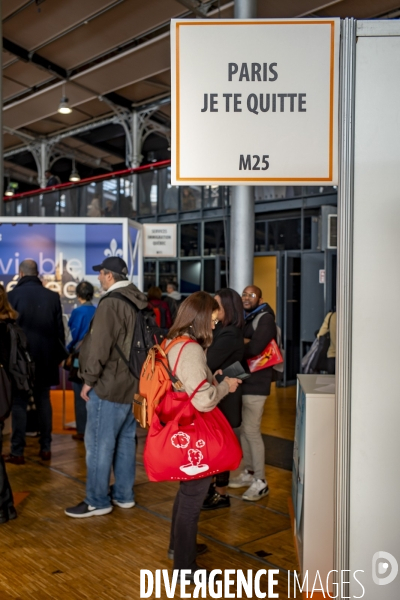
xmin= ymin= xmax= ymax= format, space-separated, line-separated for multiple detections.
xmin=0 ymin=217 xmax=143 ymax=315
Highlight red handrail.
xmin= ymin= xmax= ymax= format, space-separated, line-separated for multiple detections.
xmin=4 ymin=159 xmax=172 ymax=202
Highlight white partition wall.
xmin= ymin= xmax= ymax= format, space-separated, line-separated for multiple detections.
xmin=337 ymin=21 xmax=400 ymax=599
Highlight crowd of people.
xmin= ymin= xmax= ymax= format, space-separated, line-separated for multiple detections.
xmin=0 ymin=256 xmax=278 ymax=579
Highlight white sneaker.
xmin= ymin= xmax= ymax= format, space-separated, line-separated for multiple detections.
xmin=228 ymin=469 xmax=254 ymax=489
xmin=242 ymin=479 xmax=270 ymax=502
xmin=112 ymin=499 xmax=135 ymax=509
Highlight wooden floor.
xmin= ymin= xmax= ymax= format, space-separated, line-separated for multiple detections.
xmin=1 ymin=385 xmax=300 ymax=600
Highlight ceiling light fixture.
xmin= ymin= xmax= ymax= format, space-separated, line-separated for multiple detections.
xmin=69 ymin=158 xmax=81 ymax=182
xmin=58 ymin=82 xmax=72 ymax=115
xmin=5 ymin=185 xmax=15 ymax=197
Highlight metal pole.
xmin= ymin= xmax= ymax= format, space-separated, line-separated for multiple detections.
xmin=131 ymin=111 xmax=141 ymax=213
xmin=335 ymin=18 xmax=356 ymax=599
xmin=229 ymin=0 xmax=257 ymax=293
xmin=0 ymin=2 xmax=3 ymax=215
xmin=40 ymin=141 xmax=48 ymax=188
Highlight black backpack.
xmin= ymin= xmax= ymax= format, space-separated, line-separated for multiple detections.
xmin=7 ymin=322 xmax=35 ymax=397
xmin=104 ymin=292 xmax=165 ymax=379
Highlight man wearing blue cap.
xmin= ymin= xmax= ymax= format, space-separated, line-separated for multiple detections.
xmin=65 ymin=257 xmax=148 ymax=518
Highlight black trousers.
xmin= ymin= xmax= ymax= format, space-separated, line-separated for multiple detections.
xmin=11 ymin=386 xmax=52 ymax=455
xmin=327 ymin=358 xmax=336 ymax=375
xmin=215 ymin=470 xmax=230 ymax=487
xmin=0 ymin=422 xmax=14 ymax=511
xmin=169 ymin=476 xmax=211 ymax=571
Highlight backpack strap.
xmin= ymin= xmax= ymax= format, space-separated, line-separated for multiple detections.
xmin=101 ymin=291 xmax=138 ymax=370
xmin=104 ymin=291 xmax=138 ymax=312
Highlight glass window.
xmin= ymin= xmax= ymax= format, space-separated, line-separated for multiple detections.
xmin=255 ymin=222 xmax=267 ymax=252
xmin=27 ymin=195 xmax=42 ymax=217
xmin=61 ymin=188 xmax=79 ymax=217
xmin=42 ymin=189 xmax=61 ymax=216
xmin=203 ymin=186 xmax=221 ymax=209
xmin=180 ymin=260 xmax=201 ymax=294
xmin=204 ymin=221 xmax=225 ymax=256
xmin=303 ymin=217 xmax=312 ymax=250
xmin=267 ymin=219 xmax=301 ymax=251
xmin=80 ymin=182 xmax=103 ymax=217
xmin=180 ymin=186 xmax=201 ymax=211
xmin=117 ymin=177 xmax=135 ymax=218
xmin=180 ymin=223 xmax=200 ymax=256
xmin=302 ymin=185 xmax=337 ymax=195
xmin=203 ymin=258 xmax=228 ymax=292
xmin=159 ymin=168 xmax=178 ymax=214
xmin=138 ymin=170 xmax=158 ymax=215
xmin=144 ymin=261 xmax=156 ymax=291
xmin=203 ymin=260 xmax=215 ymax=293
xmin=159 ymin=261 xmax=178 ymax=292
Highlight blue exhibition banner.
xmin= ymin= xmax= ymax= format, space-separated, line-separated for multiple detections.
xmin=0 ymin=222 xmax=138 ymax=314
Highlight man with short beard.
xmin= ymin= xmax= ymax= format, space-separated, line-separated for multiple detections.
xmin=229 ymin=285 xmax=276 ymax=502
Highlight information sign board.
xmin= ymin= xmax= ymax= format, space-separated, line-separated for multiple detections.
xmin=143 ymin=223 xmax=177 ymax=257
xmin=171 ymin=19 xmax=340 ymax=185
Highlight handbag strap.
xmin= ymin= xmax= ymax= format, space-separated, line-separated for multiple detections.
xmin=188 ymin=378 xmax=208 ymax=401
xmin=171 ymin=339 xmax=197 ymax=376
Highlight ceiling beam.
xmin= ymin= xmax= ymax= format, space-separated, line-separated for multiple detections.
xmin=3 ymin=37 xmax=68 ymax=80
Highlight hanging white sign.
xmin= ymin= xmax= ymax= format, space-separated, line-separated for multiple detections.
xmin=171 ymin=19 xmax=340 ymax=186
xmin=143 ymin=223 xmax=177 ymax=257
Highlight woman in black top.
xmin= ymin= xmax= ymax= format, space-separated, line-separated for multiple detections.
xmin=0 ymin=285 xmax=18 ymax=524
xmin=203 ymin=288 xmax=245 ymax=510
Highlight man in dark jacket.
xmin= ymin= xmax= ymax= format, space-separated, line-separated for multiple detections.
xmin=5 ymin=260 xmax=65 ymax=464
xmin=229 ymin=285 xmax=276 ymax=502
xmin=65 ymin=257 xmax=148 ymax=519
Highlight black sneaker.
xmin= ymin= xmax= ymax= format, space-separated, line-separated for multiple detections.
xmin=64 ymin=501 xmax=113 ymax=518
xmin=167 ymin=543 xmax=208 ymax=560
xmin=202 ymin=492 xmax=230 ymax=511
xmin=7 ymin=506 xmax=17 ymax=521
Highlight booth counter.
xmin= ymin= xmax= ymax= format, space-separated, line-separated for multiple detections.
xmin=292 ymin=374 xmax=335 ymax=592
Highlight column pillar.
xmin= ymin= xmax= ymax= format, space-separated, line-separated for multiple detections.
xmin=229 ymin=0 xmax=257 ymax=293
xmin=40 ymin=141 xmax=48 ymax=188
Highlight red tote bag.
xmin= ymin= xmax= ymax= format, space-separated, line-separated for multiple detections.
xmin=144 ymin=380 xmax=242 ymax=482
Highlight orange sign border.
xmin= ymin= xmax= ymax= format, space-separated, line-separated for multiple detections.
xmin=175 ymin=20 xmax=336 ymax=183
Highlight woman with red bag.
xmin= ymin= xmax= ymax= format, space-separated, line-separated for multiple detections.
xmin=145 ymin=291 xmax=241 ymax=582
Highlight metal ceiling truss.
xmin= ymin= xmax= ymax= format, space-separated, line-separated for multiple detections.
xmin=4 ymin=126 xmax=112 ymax=186
xmin=3 ymin=100 xmax=171 ymax=176
xmin=175 ymin=0 xmax=216 ymax=18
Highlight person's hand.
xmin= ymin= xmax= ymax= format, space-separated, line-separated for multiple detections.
xmin=81 ymin=384 xmax=92 ymax=401
xmin=212 ymin=369 xmax=223 ymax=386
xmin=244 ymin=338 xmax=251 ymax=344
xmin=224 ymin=377 xmax=242 ymax=393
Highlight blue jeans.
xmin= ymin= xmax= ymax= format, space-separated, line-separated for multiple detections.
xmin=84 ymin=389 xmax=136 ymax=508
xmin=11 ymin=386 xmax=52 ymax=456
xmin=72 ymin=382 xmax=87 ymax=435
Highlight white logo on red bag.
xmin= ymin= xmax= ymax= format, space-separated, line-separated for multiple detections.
xmin=196 ymin=439 xmax=205 ymax=448
xmin=180 ymin=448 xmax=209 ymax=476
xmin=171 ymin=431 xmax=190 ymax=449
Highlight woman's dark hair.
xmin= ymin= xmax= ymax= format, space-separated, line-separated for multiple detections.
xmin=0 ymin=284 xmax=18 ymax=320
xmin=76 ymin=281 xmax=94 ymax=302
xmin=215 ymin=288 xmax=244 ymax=329
xmin=147 ymin=286 xmax=162 ymax=300
xmin=168 ymin=291 xmax=219 ymax=349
